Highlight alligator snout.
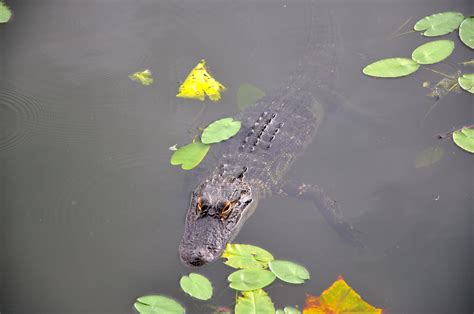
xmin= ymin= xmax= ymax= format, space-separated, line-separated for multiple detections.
xmin=179 ymin=247 xmax=215 ymax=267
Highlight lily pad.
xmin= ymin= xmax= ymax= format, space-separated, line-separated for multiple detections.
xmin=276 ymin=307 xmax=301 ymax=314
xmin=415 ymin=146 xmax=444 ymax=168
xmin=222 ymin=243 xmax=274 ymax=269
xmin=235 ymin=289 xmax=275 ymax=314
xmin=228 ymin=269 xmax=276 ymax=291
xmin=176 ymin=59 xmax=226 ymax=102
xmin=237 ymin=83 xmax=265 ymax=110
xmin=201 ymin=117 xmax=241 ymax=144
xmin=134 ymin=295 xmax=185 ymax=314
xmin=458 ymin=73 xmax=474 ymax=93
xmin=414 ymin=12 xmax=464 ymax=37
xmin=411 ymin=40 xmax=455 ymax=65
xmin=0 ymin=1 xmax=12 ymax=24
xmin=170 ymin=141 xmax=210 ymax=170
xmin=459 ymin=17 xmax=474 ymax=49
xmin=179 ymin=273 xmax=213 ymax=301
xmin=129 ymin=69 xmax=153 ymax=86
xmin=268 ymin=260 xmax=310 ymax=284
xmin=453 ymin=127 xmax=474 ymax=153
xmin=363 ymin=58 xmax=420 ymax=78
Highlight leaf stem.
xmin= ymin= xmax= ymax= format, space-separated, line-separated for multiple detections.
xmin=436 ymin=124 xmax=474 ymax=139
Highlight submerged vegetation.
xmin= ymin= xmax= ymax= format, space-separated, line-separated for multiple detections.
xmin=129 ymin=69 xmax=154 ymax=86
xmin=134 ymin=244 xmax=381 ymax=314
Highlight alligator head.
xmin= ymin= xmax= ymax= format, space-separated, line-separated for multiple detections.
xmin=179 ymin=174 xmax=257 ymax=267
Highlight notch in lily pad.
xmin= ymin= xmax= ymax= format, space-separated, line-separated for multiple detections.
xmin=414 ymin=12 xmax=464 ymax=37
xmin=179 ymin=273 xmax=213 ymax=301
xmin=170 ymin=141 xmax=210 ymax=170
xmin=129 ymin=69 xmax=154 ymax=86
xmin=134 ymin=295 xmax=184 ymax=314
xmin=235 ymin=289 xmax=275 ymax=314
xmin=0 ymin=1 xmax=12 ymax=24
xmin=363 ymin=58 xmax=420 ymax=78
xmin=201 ymin=117 xmax=241 ymax=144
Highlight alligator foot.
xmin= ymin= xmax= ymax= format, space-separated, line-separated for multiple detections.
xmin=274 ymin=181 xmax=364 ymax=247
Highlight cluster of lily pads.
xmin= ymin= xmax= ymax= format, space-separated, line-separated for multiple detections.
xmin=134 ymin=244 xmax=310 ymax=314
xmin=362 ymin=11 xmax=473 ymax=95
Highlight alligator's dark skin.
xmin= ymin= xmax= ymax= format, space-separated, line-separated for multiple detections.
xmin=179 ymin=5 xmax=358 ymax=267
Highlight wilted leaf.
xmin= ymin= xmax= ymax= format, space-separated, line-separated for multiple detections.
xmin=415 ymin=146 xmax=444 ymax=168
xmin=228 ymin=269 xmax=276 ymax=291
xmin=222 ymin=243 xmax=274 ymax=269
xmin=0 ymin=1 xmax=12 ymax=24
xmin=235 ymin=289 xmax=275 ymax=314
xmin=363 ymin=58 xmax=420 ymax=78
xmin=129 ymin=69 xmax=153 ymax=86
xmin=459 ymin=17 xmax=474 ymax=49
xmin=458 ymin=73 xmax=474 ymax=93
xmin=201 ymin=117 xmax=241 ymax=144
xmin=411 ymin=40 xmax=455 ymax=65
xmin=134 ymin=295 xmax=185 ymax=314
xmin=179 ymin=273 xmax=213 ymax=301
xmin=453 ymin=127 xmax=474 ymax=153
xmin=303 ymin=276 xmax=382 ymax=314
xmin=170 ymin=141 xmax=210 ymax=170
xmin=428 ymin=72 xmax=462 ymax=98
xmin=276 ymin=306 xmax=301 ymax=314
xmin=176 ymin=59 xmax=226 ymax=102
xmin=237 ymin=83 xmax=265 ymax=110
xmin=414 ymin=12 xmax=464 ymax=37
xmin=269 ymin=260 xmax=310 ymax=284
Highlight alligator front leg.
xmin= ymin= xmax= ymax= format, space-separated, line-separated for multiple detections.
xmin=273 ymin=181 xmax=363 ymax=247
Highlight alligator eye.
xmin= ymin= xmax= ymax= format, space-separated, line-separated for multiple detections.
xmin=196 ymin=197 xmax=203 ymax=215
xmin=220 ymin=201 xmax=234 ymax=220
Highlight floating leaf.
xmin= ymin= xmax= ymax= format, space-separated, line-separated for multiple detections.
xmin=363 ymin=58 xmax=420 ymax=78
xmin=415 ymin=146 xmax=444 ymax=168
xmin=411 ymin=40 xmax=454 ymax=65
xmin=269 ymin=260 xmax=310 ymax=284
xmin=459 ymin=17 xmax=474 ymax=49
xmin=453 ymin=127 xmax=474 ymax=153
xmin=0 ymin=1 xmax=12 ymax=24
xmin=414 ymin=12 xmax=464 ymax=37
xmin=170 ymin=141 xmax=210 ymax=170
xmin=176 ymin=59 xmax=226 ymax=102
xmin=276 ymin=306 xmax=301 ymax=314
xmin=303 ymin=276 xmax=382 ymax=314
xmin=228 ymin=269 xmax=276 ymax=291
xmin=235 ymin=289 xmax=275 ymax=314
xmin=134 ymin=295 xmax=185 ymax=314
xmin=237 ymin=83 xmax=265 ymax=110
xmin=222 ymin=243 xmax=274 ymax=269
xmin=179 ymin=273 xmax=213 ymax=301
xmin=129 ymin=69 xmax=153 ymax=86
xmin=458 ymin=73 xmax=474 ymax=93
xmin=201 ymin=117 xmax=241 ymax=144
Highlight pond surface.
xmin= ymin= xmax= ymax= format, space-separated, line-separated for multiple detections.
xmin=1 ymin=0 xmax=472 ymax=313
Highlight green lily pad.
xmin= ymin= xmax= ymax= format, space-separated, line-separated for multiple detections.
xmin=134 ymin=295 xmax=185 ymax=314
xmin=201 ymin=117 xmax=241 ymax=144
xmin=363 ymin=58 xmax=420 ymax=78
xmin=235 ymin=289 xmax=275 ymax=314
xmin=222 ymin=243 xmax=274 ymax=269
xmin=237 ymin=83 xmax=265 ymax=110
xmin=268 ymin=260 xmax=310 ymax=284
xmin=453 ymin=127 xmax=474 ymax=153
xmin=0 ymin=1 xmax=12 ymax=23
xmin=276 ymin=306 xmax=301 ymax=314
xmin=415 ymin=146 xmax=444 ymax=168
xmin=170 ymin=141 xmax=210 ymax=170
xmin=411 ymin=40 xmax=455 ymax=65
xmin=228 ymin=269 xmax=276 ymax=291
xmin=129 ymin=69 xmax=154 ymax=86
xmin=414 ymin=12 xmax=464 ymax=37
xmin=179 ymin=273 xmax=213 ymax=301
xmin=458 ymin=73 xmax=474 ymax=93
xmin=459 ymin=17 xmax=474 ymax=49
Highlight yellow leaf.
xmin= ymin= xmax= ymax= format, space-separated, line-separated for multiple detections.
xmin=303 ymin=275 xmax=382 ymax=314
xmin=176 ymin=59 xmax=226 ymax=102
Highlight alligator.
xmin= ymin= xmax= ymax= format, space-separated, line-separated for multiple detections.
xmin=179 ymin=5 xmax=359 ymax=267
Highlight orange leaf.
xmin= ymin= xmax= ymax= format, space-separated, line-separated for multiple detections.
xmin=303 ymin=275 xmax=382 ymax=314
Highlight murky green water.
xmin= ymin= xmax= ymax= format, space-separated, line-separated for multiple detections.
xmin=1 ymin=0 xmax=472 ymax=313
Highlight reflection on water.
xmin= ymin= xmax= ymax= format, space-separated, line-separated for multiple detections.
xmin=1 ymin=0 xmax=472 ymax=313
